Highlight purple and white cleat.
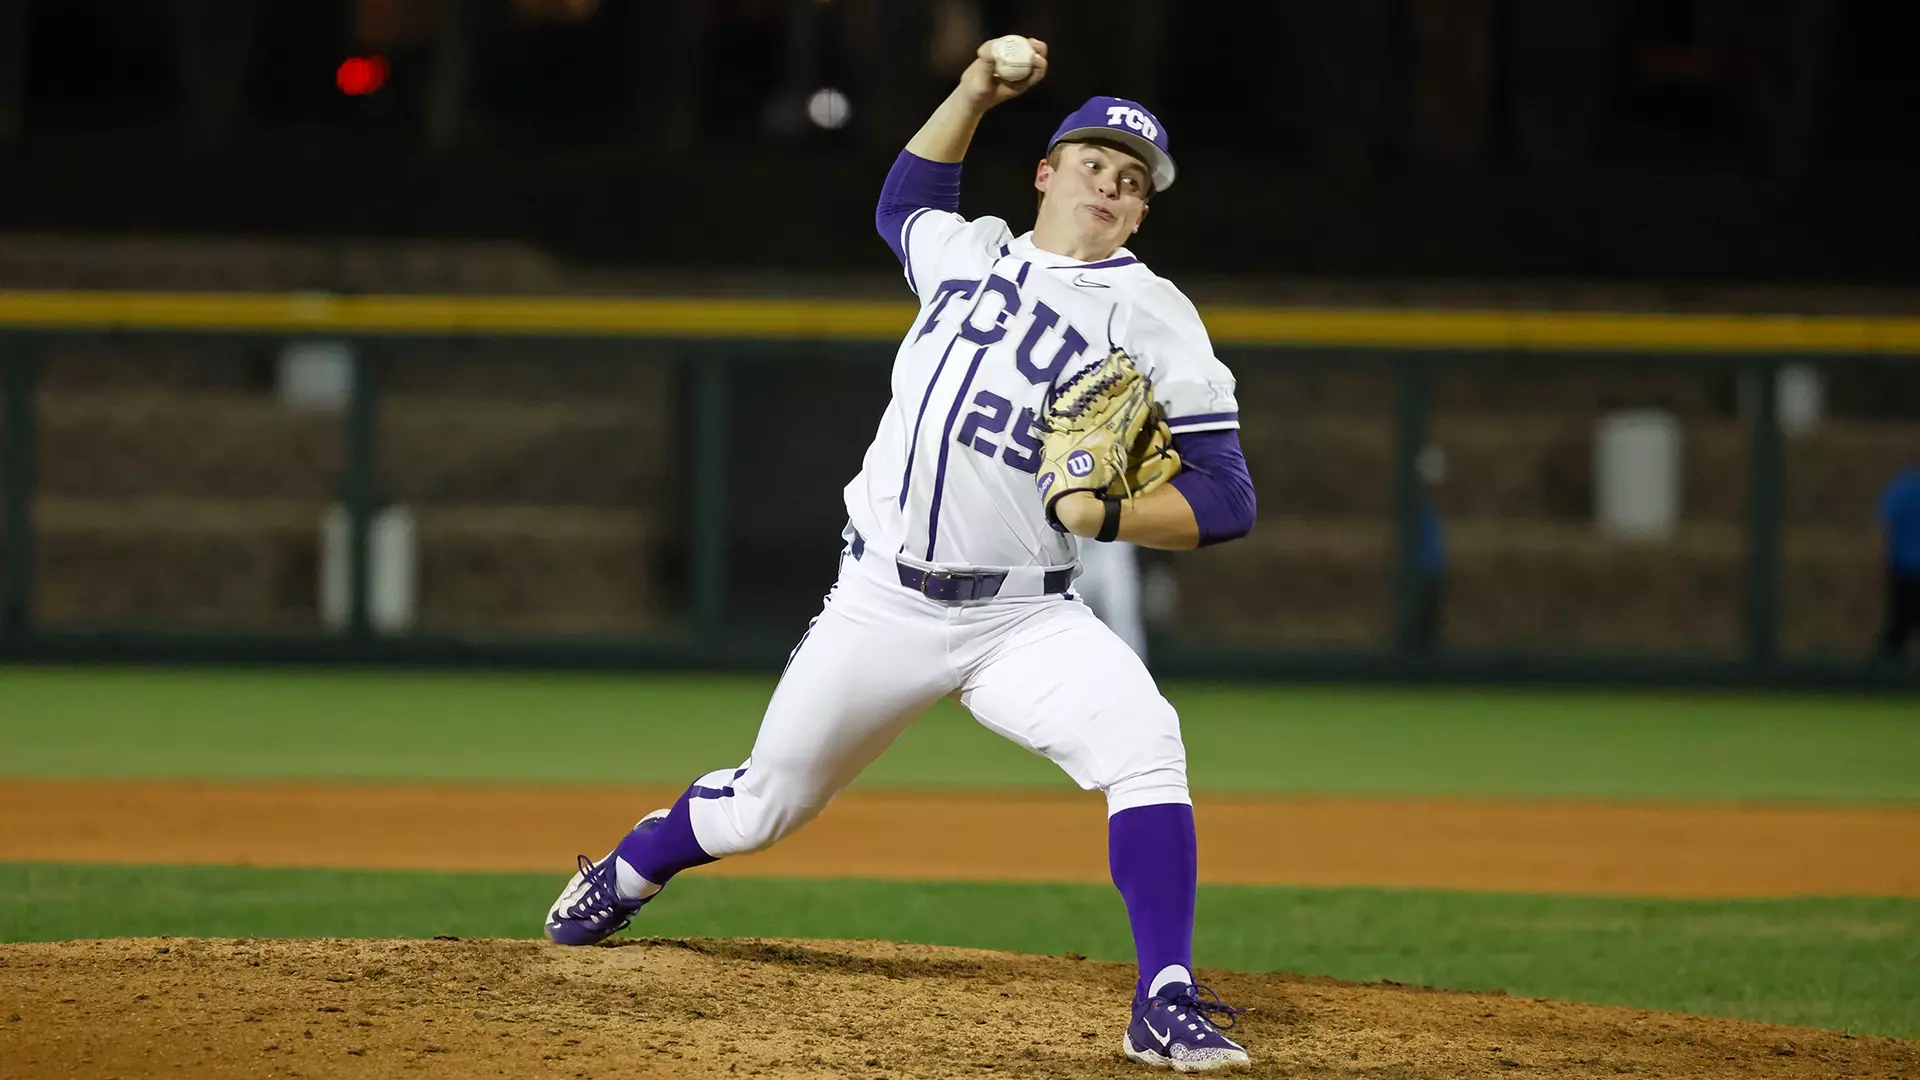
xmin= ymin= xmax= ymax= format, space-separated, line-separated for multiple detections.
xmin=1122 ymin=983 xmax=1251 ymax=1071
xmin=544 ymin=809 xmax=669 ymax=946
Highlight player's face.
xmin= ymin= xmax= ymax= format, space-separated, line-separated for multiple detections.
xmin=1035 ymin=142 xmax=1151 ymax=255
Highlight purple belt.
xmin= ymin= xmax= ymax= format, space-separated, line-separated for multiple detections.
xmin=850 ymin=531 xmax=1071 ymax=603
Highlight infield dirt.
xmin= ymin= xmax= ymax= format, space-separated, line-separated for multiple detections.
xmin=6 ymin=780 xmax=1920 ymax=1078
xmin=4 ymin=936 xmax=1916 ymax=1080
xmin=6 ymin=779 xmax=1920 ymax=897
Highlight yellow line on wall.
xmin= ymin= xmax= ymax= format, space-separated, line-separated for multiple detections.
xmin=0 ymin=290 xmax=1917 ymax=353
xmin=0 ymin=291 xmax=916 ymax=340
xmin=1203 ymin=308 xmax=1920 ymax=353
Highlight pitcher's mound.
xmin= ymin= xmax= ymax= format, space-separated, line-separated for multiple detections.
xmin=0 ymin=937 xmax=1911 ymax=1079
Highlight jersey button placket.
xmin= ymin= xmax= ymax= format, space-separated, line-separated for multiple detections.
xmin=921 ymin=257 xmax=1015 ymax=562
xmin=912 ymin=265 xmax=999 ymax=559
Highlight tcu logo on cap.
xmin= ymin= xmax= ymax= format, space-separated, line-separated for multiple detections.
xmin=1105 ymin=105 xmax=1158 ymax=140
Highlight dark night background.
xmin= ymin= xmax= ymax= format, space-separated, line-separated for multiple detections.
xmin=1 ymin=0 xmax=1917 ymax=284
xmin=1 ymin=1 xmax=1918 ymax=670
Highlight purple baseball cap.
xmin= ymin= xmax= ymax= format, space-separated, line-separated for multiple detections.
xmin=1047 ymin=96 xmax=1176 ymax=192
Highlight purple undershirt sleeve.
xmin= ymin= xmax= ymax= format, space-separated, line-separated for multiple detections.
xmin=875 ymin=150 xmax=963 ymax=267
xmin=1168 ymin=429 xmax=1257 ymax=546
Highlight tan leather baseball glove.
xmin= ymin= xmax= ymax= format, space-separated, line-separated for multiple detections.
xmin=1037 ymin=348 xmax=1157 ymax=530
xmin=1109 ymin=401 xmax=1183 ymax=498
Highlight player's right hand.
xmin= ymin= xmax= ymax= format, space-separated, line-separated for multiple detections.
xmin=959 ymin=37 xmax=1048 ymax=110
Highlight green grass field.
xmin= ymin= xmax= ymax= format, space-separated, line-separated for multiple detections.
xmin=3 ymin=667 xmax=1917 ymax=1037
xmin=4 ymin=667 xmax=1918 ymax=800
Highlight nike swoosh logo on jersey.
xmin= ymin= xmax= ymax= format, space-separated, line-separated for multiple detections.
xmin=1072 ymin=273 xmax=1111 ymax=288
xmin=1145 ymin=1020 xmax=1172 ymax=1047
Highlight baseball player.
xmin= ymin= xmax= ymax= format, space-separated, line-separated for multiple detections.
xmin=546 ymin=37 xmax=1259 ymax=1071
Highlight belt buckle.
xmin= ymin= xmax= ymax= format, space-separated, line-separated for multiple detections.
xmin=920 ymin=567 xmax=957 ymax=598
xmin=923 ymin=566 xmax=986 ymax=602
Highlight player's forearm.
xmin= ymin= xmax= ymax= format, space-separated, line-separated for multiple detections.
xmin=1114 ymin=485 xmax=1205 ymax=549
xmin=904 ymin=86 xmax=992 ymax=163
xmin=1054 ymin=487 xmax=1203 ymax=551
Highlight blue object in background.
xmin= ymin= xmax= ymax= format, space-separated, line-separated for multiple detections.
xmin=1882 ymin=468 xmax=1920 ymax=577
xmin=1419 ymin=502 xmax=1446 ymax=577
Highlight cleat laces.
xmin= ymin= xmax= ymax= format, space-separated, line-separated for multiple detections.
xmin=558 ymin=854 xmax=637 ymax=933
xmin=1163 ymin=982 xmax=1249 ymax=1033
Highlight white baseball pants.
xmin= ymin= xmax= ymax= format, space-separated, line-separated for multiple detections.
xmin=685 ymin=543 xmax=1191 ymax=860
xmin=1074 ymin=539 xmax=1148 ymax=660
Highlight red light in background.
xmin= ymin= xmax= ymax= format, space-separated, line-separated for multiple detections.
xmin=336 ymin=56 xmax=390 ymax=96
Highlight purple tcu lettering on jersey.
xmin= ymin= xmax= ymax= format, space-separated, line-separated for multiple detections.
xmin=1014 ymin=301 xmax=1091 ymax=386
xmin=956 ymin=274 xmax=1022 ymax=346
xmin=946 ymin=299 xmax=1092 ymax=482
xmin=914 ymin=278 xmax=978 ymax=343
xmin=925 ymin=271 xmax=1026 ymax=558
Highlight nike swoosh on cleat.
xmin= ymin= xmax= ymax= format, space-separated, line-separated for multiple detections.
xmin=1146 ymin=1020 xmax=1172 ymax=1048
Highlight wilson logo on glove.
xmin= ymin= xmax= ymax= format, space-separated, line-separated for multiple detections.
xmin=1037 ymin=347 xmax=1169 ymax=532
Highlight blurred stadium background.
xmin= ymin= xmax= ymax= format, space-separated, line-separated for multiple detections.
xmin=0 ymin=0 xmax=1917 ymax=684
xmin=3 ymin=3 xmax=1920 ymax=1069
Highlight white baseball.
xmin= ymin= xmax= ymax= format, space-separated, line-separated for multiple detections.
xmin=990 ymin=35 xmax=1034 ymax=82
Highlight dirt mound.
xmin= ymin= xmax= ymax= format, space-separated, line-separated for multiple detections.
xmin=0 ymin=938 xmax=1912 ymax=1079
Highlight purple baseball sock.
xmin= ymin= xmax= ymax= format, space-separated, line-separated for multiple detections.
xmin=614 ymin=786 xmax=717 ymax=886
xmin=1108 ymin=802 xmax=1197 ymax=1001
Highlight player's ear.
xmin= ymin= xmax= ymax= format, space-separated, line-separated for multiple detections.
xmin=1133 ymin=203 xmax=1149 ymax=233
xmin=1035 ymin=158 xmax=1052 ymax=194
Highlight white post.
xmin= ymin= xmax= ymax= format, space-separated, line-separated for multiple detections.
xmin=1594 ymin=409 xmax=1682 ymax=540
xmin=320 ymin=504 xmax=418 ymax=634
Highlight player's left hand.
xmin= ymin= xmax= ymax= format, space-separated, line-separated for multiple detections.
xmin=1110 ymin=404 xmax=1182 ymax=498
xmin=1037 ymin=348 xmax=1155 ymax=532
xmin=1053 ymin=416 xmax=1182 ymax=538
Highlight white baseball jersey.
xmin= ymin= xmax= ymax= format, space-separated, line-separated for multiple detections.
xmin=579 ymin=214 xmax=1216 ymax=886
xmin=844 ymin=213 xmax=1241 ymax=571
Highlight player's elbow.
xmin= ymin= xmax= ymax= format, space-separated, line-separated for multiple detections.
xmin=1200 ymin=473 xmax=1257 ymax=546
xmin=1170 ymin=466 xmax=1257 ymax=548
xmin=875 ymin=151 xmax=962 ymax=266
xmin=875 ymin=206 xmax=904 ymax=259
xmin=1169 ymin=429 xmax=1257 ymax=547
xmin=1217 ymin=508 xmax=1256 ymax=545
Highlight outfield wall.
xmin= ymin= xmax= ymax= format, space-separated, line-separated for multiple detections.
xmin=2 ymin=291 xmax=1918 ymax=689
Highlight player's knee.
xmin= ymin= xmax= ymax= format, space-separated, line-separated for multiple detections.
xmin=684 ymin=757 xmax=835 ymax=855
xmin=1105 ymin=765 xmax=1190 ymax=814
xmin=734 ymin=809 xmax=797 ymax=853
xmin=703 ymin=796 xmax=823 ymax=856
xmin=1100 ymin=698 xmax=1189 ymax=814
